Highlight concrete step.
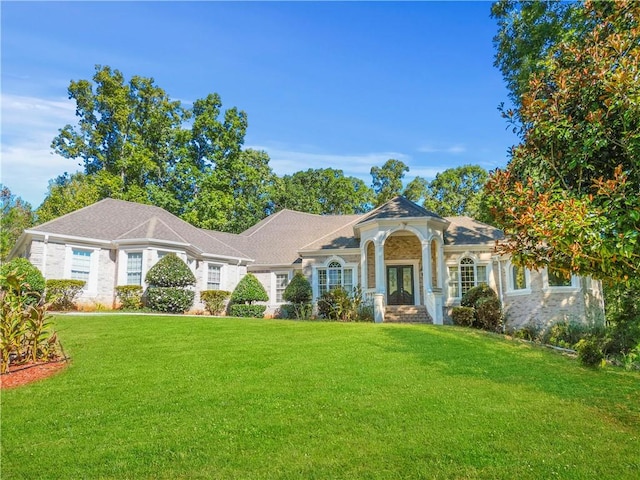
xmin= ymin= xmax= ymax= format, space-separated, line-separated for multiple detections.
xmin=384 ymin=305 xmax=433 ymax=324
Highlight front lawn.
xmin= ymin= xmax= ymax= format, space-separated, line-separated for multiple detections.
xmin=1 ymin=315 xmax=638 ymax=479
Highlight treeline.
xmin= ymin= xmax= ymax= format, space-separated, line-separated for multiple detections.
xmin=1 ymin=65 xmax=491 ymax=260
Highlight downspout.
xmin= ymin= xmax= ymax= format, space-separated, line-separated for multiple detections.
xmin=112 ymin=245 xmax=120 ymax=309
xmin=493 ymin=256 xmax=505 ymax=333
xmin=41 ymin=234 xmax=49 ymax=278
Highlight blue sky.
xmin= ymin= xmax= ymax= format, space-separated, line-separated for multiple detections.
xmin=1 ymin=1 xmax=517 ymax=208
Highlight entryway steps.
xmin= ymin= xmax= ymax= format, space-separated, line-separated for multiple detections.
xmin=384 ymin=305 xmax=433 ymax=324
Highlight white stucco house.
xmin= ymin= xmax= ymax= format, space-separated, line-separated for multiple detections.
xmin=9 ymin=196 xmax=604 ymax=326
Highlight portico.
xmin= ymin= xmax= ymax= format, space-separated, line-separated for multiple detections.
xmin=354 ymin=196 xmax=449 ymax=324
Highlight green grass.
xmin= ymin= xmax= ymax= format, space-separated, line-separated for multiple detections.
xmin=2 ymin=315 xmax=639 ymax=479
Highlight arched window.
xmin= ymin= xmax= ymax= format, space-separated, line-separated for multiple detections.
xmin=447 ymin=256 xmax=488 ymax=298
xmin=318 ymin=260 xmax=354 ymax=295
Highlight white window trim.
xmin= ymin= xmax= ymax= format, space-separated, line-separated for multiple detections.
xmin=64 ymin=245 xmax=100 ymax=294
xmin=118 ymin=249 xmax=148 ymax=288
xmin=542 ymin=268 xmax=580 ymax=293
xmin=505 ymin=261 xmax=532 ymax=296
xmin=313 ymin=256 xmax=358 ymax=301
xmin=205 ymin=262 xmax=224 ymax=291
xmin=445 ymin=255 xmax=490 ymax=301
xmin=272 ymin=271 xmax=291 ymax=305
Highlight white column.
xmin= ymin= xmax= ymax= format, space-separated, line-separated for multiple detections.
xmin=360 ymin=244 xmax=368 ymax=289
xmin=422 ymin=240 xmax=431 ymax=294
xmin=373 ymin=293 xmax=385 ymax=323
xmin=374 ymin=240 xmax=385 ymax=295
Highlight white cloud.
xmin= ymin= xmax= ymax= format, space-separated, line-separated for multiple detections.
xmin=247 ymin=144 xmax=412 ymax=179
xmin=1 ymin=93 xmax=79 ymax=207
xmin=417 ymin=144 xmax=467 ymax=154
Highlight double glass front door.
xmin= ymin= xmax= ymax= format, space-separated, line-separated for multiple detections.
xmin=387 ymin=265 xmax=415 ymax=305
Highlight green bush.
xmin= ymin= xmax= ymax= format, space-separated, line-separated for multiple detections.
xmin=115 ymin=285 xmax=143 ymax=310
xmin=230 ymin=273 xmax=268 ymax=305
xmin=145 ymin=254 xmax=196 ymax=287
xmin=229 ymin=304 xmax=267 ymax=318
xmin=575 ymin=336 xmax=605 ymax=368
xmin=317 ymin=287 xmax=364 ymax=322
xmin=542 ymin=320 xmax=589 ymax=348
xmin=451 ymin=306 xmax=475 ymax=327
xmin=460 ymin=284 xmax=502 ymax=331
xmin=200 ymin=290 xmax=230 ymax=315
xmin=460 ymin=284 xmax=496 ymax=308
xmin=475 ymin=297 xmax=502 ymax=332
xmin=45 ymin=279 xmax=86 ymax=311
xmin=1 ymin=271 xmax=60 ymax=373
xmin=0 ymin=258 xmax=45 ymax=306
xmin=146 ymin=287 xmax=195 ymax=313
xmin=512 ymin=322 xmax=541 ymax=341
xmin=282 ymin=272 xmax=313 ymax=320
xmin=145 ymin=254 xmax=195 ymax=313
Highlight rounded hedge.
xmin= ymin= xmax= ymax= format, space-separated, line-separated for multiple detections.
xmin=230 ymin=273 xmax=268 ymax=304
xmin=1 ymin=258 xmax=45 ymax=305
xmin=145 ymin=254 xmax=195 ymax=287
xmin=146 ymin=287 xmax=195 ymax=313
xmin=283 ymin=272 xmax=312 ymax=304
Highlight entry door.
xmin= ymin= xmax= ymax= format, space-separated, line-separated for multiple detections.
xmin=387 ymin=265 xmax=415 ymax=305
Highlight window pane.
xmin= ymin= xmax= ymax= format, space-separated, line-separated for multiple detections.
xmin=343 ymin=268 xmax=353 ymax=293
xmin=548 ymin=267 xmax=571 ymax=287
xmin=460 ymin=258 xmax=475 ymax=295
xmin=448 ymin=266 xmax=459 ymax=298
xmin=72 ymin=249 xmax=91 ymax=282
xmin=512 ymin=265 xmax=526 ymax=290
xmin=207 ymin=265 xmax=221 ymax=290
xmin=276 ymin=273 xmax=288 ymax=302
xmin=476 ymin=265 xmax=487 ymax=285
xmin=127 ymin=252 xmax=143 ymax=285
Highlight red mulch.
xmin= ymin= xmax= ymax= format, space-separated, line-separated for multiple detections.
xmin=0 ymin=360 xmax=68 ymax=389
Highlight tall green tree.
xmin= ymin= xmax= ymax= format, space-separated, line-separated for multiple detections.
xmin=51 ymin=65 xmax=184 ymax=198
xmin=370 ymin=159 xmax=409 ymax=206
xmin=491 ymin=0 xmax=583 ymax=118
xmin=183 ymin=149 xmax=276 ymax=233
xmin=274 ymin=168 xmax=374 ymax=215
xmin=36 ymin=172 xmax=101 ymax=224
xmin=0 ymin=186 xmax=35 ymax=261
xmin=422 ymin=165 xmax=489 ymax=218
xmin=487 ymin=0 xmax=640 ymax=281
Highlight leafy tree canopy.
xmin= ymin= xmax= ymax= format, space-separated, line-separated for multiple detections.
xmin=274 ymin=168 xmax=374 ymax=215
xmin=1 ymin=186 xmax=35 ymax=261
xmin=487 ymin=0 xmax=640 ymax=282
xmin=371 ymin=159 xmax=409 ymax=206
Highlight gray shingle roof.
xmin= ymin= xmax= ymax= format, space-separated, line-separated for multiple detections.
xmin=444 ymin=216 xmax=504 ymax=245
xmin=31 ymin=198 xmax=250 ymax=259
xmin=356 ymin=196 xmax=443 ymax=225
xmin=238 ymin=210 xmax=362 ymax=265
xmin=28 ymin=197 xmax=505 ymax=266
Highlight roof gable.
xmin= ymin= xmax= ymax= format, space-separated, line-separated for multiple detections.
xmin=356 ymin=196 xmax=443 ymax=225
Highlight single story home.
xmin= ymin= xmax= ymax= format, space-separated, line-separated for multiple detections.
xmin=9 ymin=196 xmax=604 ymax=327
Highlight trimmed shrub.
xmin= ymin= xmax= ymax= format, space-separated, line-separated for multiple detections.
xmin=145 ymin=254 xmax=195 ymax=287
xmin=575 ymin=336 xmax=605 ymax=368
xmin=45 ymin=279 xmax=85 ymax=311
xmin=230 ymin=273 xmax=268 ymax=304
xmin=146 ymin=287 xmax=195 ymax=314
xmin=451 ymin=306 xmax=475 ymax=327
xmin=200 ymin=290 xmax=231 ymax=315
xmin=145 ymin=254 xmax=195 ymax=313
xmin=283 ymin=272 xmax=312 ymax=320
xmin=0 ymin=258 xmax=45 ymax=306
xmin=229 ymin=304 xmax=267 ymax=318
xmin=115 ymin=285 xmax=143 ymax=310
xmin=461 ymin=284 xmax=502 ymax=331
xmin=461 ymin=284 xmax=497 ymax=308
xmin=475 ymin=296 xmax=502 ymax=332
